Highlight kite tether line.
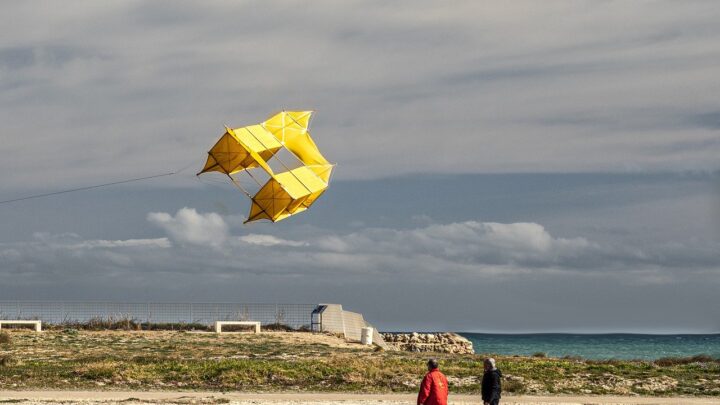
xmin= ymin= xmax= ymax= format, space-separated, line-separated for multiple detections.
xmin=0 ymin=162 xmax=196 ymax=205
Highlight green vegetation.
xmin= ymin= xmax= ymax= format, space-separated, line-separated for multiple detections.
xmin=0 ymin=330 xmax=717 ymax=396
xmin=0 ymin=332 xmax=11 ymax=367
xmin=31 ymin=317 xmax=308 ymax=332
xmin=45 ymin=317 xmax=213 ymax=331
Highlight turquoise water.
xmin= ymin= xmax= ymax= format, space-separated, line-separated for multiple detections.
xmin=459 ymin=333 xmax=720 ymax=360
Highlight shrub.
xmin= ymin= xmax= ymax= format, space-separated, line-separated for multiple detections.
xmin=587 ymin=358 xmax=625 ymax=366
xmin=503 ymin=379 xmax=524 ymax=393
xmin=75 ymin=361 xmax=117 ymax=380
xmin=140 ymin=322 xmax=210 ymax=331
xmin=54 ymin=316 xmax=140 ymax=331
xmin=52 ymin=318 xmax=212 ymax=331
xmin=655 ymin=354 xmax=717 ymax=366
xmin=0 ymin=331 xmax=11 ymax=345
xmin=532 ymin=352 xmax=547 ymax=358
xmin=0 ymin=354 xmax=15 ymax=367
xmin=218 ymin=324 xmax=262 ymax=333
xmin=262 ymin=323 xmax=296 ymax=332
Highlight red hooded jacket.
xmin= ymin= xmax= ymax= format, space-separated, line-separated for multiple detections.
xmin=417 ymin=368 xmax=448 ymax=405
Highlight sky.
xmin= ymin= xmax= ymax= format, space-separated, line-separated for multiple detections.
xmin=1 ymin=1 xmax=719 ymax=333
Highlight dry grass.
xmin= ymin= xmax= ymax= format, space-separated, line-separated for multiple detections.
xmin=0 ymin=330 xmax=717 ymax=396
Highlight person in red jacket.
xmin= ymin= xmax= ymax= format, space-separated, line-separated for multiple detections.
xmin=417 ymin=358 xmax=449 ymax=405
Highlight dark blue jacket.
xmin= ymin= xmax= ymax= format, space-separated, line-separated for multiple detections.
xmin=481 ymin=369 xmax=502 ymax=402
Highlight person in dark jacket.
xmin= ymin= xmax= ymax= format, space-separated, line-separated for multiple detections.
xmin=481 ymin=358 xmax=502 ymax=405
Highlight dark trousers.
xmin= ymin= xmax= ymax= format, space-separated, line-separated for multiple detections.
xmin=488 ymin=400 xmax=499 ymax=405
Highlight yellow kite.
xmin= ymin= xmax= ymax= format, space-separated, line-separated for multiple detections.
xmin=198 ymin=111 xmax=334 ymax=223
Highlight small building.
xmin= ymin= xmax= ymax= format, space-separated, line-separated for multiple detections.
xmin=311 ymin=303 xmax=387 ymax=349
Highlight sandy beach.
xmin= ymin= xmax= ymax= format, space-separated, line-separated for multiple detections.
xmin=0 ymin=391 xmax=717 ymax=405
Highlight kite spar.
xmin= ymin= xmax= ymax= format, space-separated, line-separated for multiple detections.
xmin=197 ymin=111 xmax=334 ymax=223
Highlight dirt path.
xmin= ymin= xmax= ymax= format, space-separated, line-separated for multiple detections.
xmin=0 ymin=391 xmax=717 ymax=405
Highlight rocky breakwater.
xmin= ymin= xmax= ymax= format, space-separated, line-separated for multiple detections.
xmin=381 ymin=332 xmax=474 ymax=354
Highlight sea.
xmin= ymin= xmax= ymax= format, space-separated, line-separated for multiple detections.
xmin=459 ymin=333 xmax=720 ymax=360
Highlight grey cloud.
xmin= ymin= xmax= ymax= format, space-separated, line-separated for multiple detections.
xmin=649 ymin=136 xmax=720 ymax=156
xmin=239 ymin=234 xmax=307 ymax=247
xmin=526 ymin=108 xmax=720 ymax=133
xmin=5 ymin=209 xmax=716 ymax=286
xmin=67 ymin=238 xmax=171 ymax=249
xmin=1 ymin=199 xmax=718 ymax=332
xmin=442 ymin=62 xmax=607 ymax=87
xmin=1 ymin=1 xmax=720 ymax=187
xmin=310 ymin=221 xmax=720 ymax=273
xmin=314 ymin=221 xmax=594 ymax=268
xmin=127 ymin=2 xmax=208 ymax=26
xmin=0 ymin=233 xmax=173 ymax=281
xmin=689 ymin=111 xmax=720 ymax=129
xmin=0 ymin=2 xmax=719 ymax=332
xmin=0 ymin=45 xmax=99 ymax=70
xmin=0 ymin=47 xmax=36 ymax=70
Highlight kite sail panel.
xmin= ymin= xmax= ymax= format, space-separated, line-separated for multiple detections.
xmin=262 ymin=111 xmax=331 ymax=168
xmin=247 ymin=166 xmax=328 ymax=223
xmin=199 ymin=126 xmax=281 ymax=176
xmin=198 ymin=110 xmax=334 ymax=224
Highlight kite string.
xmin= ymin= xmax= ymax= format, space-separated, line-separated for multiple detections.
xmin=0 ymin=161 xmax=197 ymax=205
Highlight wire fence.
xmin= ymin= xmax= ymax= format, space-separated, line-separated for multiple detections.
xmin=0 ymin=301 xmax=317 ymax=329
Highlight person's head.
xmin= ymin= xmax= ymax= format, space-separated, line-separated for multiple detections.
xmin=427 ymin=358 xmax=439 ymax=371
xmin=484 ymin=358 xmax=496 ymax=372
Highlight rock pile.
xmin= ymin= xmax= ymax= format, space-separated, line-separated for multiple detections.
xmin=381 ymin=332 xmax=474 ymax=354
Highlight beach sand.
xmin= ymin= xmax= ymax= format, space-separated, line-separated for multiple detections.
xmin=0 ymin=391 xmax=716 ymax=405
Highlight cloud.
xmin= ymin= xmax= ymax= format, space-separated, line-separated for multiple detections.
xmin=2 ymin=208 xmax=718 ymax=332
xmin=301 ymin=220 xmax=720 ymax=275
xmin=1 ymin=1 xmax=720 ymax=189
xmin=0 ymin=45 xmax=101 ymax=70
xmin=68 ymin=238 xmax=171 ymax=249
xmin=147 ymin=207 xmax=227 ymax=248
xmin=8 ymin=209 xmax=711 ymax=285
xmin=239 ymin=234 xmax=306 ymax=247
xmin=0 ymin=233 xmax=172 ymax=277
xmin=27 ymin=232 xmax=170 ymax=250
xmin=688 ymin=111 xmax=720 ymax=130
xmin=141 ymin=210 xmax=598 ymax=272
xmin=312 ymin=221 xmax=594 ymax=269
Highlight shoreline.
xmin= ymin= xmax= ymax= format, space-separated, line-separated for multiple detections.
xmin=0 ymin=390 xmax=718 ymax=404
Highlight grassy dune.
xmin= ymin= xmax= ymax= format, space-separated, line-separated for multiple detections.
xmin=0 ymin=330 xmax=718 ymax=396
